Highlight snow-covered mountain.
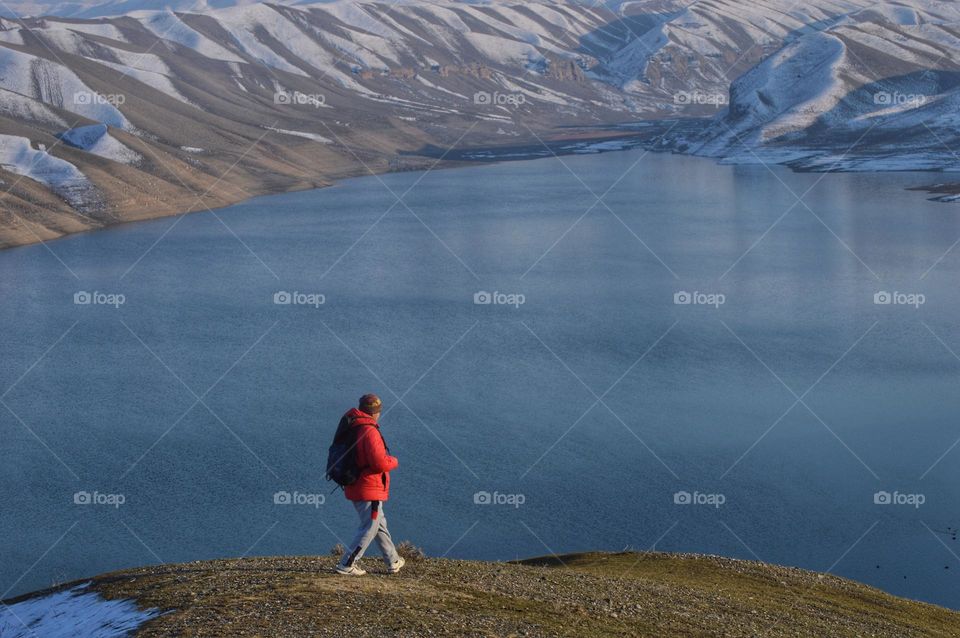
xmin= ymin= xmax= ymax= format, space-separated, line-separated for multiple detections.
xmin=0 ymin=0 xmax=956 ymax=248
xmin=0 ymin=0 xmax=291 ymax=19
xmin=0 ymin=0 xmax=636 ymax=247
xmin=671 ymin=0 xmax=960 ymax=171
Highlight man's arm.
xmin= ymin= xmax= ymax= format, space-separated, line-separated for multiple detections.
xmin=359 ymin=427 xmax=399 ymax=473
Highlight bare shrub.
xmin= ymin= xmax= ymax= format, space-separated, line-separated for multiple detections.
xmin=396 ymin=541 xmax=426 ymax=562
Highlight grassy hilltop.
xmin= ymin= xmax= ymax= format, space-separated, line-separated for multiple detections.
xmin=9 ymin=551 xmax=959 ymax=637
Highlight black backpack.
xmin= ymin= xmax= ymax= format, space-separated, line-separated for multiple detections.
xmin=326 ymin=415 xmax=361 ymax=487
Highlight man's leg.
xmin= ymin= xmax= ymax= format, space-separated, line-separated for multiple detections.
xmin=373 ymin=504 xmax=400 ymax=566
xmin=339 ymin=501 xmax=379 ymax=569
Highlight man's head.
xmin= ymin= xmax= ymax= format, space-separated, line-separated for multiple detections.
xmin=359 ymin=393 xmax=382 ymax=419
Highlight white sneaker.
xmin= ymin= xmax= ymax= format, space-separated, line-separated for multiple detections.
xmin=387 ymin=556 xmax=406 ymax=574
xmin=335 ymin=563 xmax=367 ymax=576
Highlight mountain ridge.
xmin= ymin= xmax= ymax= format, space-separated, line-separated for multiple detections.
xmin=0 ymin=0 xmax=957 ymax=249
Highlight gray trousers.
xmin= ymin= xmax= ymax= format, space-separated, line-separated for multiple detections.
xmin=339 ymin=500 xmax=400 ymax=567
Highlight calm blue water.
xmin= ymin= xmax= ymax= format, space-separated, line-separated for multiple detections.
xmin=1 ymin=150 xmax=959 ymax=608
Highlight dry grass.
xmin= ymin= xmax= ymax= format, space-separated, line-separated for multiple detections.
xmin=23 ymin=552 xmax=949 ymax=637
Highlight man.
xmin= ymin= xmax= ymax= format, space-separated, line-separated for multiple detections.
xmin=335 ymin=393 xmax=405 ymax=576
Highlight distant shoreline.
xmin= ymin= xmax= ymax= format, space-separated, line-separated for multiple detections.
xmin=0 ymin=127 xmax=661 ymax=253
xmin=4 ymin=123 xmax=956 ymax=254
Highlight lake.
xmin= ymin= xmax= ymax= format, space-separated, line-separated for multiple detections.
xmin=1 ymin=149 xmax=958 ymax=608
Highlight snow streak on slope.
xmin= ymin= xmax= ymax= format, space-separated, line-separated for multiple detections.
xmin=0 ymin=46 xmax=131 ymax=128
xmin=0 ymin=0 xmax=285 ymax=19
xmin=29 ymin=23 xmax=196 ymax=102
xmin=93 ymin=56 xmax=195 ymax=105
xmin=135 ymin=9 xmax=245 ymax=62
xmin=209 ymin=4 xmax=314 ymax=75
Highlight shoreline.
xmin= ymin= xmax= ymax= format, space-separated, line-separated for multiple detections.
xmin=4 ymin=126 xmax=957 ymax=254
xmin=0 ymin=126 xmax=668 ymax=254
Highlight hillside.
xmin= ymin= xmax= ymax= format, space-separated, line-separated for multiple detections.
xmin=0 ymin=0 xmax=959 ymax=249
xmin=2 ymin=552 xmax=959 ymax=637
xmin=673 ymin=0 xmax=960 ymax=172
xmin=0 ymin=0 xmax=649 ymax=248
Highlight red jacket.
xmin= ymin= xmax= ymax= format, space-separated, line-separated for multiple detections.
xmin=342 ymin=408 xmax=398 ymax=502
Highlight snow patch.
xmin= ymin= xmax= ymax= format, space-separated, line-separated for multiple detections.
xmin=57 ymin=123 xmax=141 ymax=164
xmin=0 ymin=88 xmax=67 ymax=126
xmin=465 ymin=33 xmax=545 ymax=69
xmin=264 ymin=126 xmax=331 ymax=143
xmin=0 ymin=134 xmax=95 ymax=208
xmin=0 ymin=25 xmax=23 ymax=44
xmin=0 ymin=585 xmax=162 ymax=638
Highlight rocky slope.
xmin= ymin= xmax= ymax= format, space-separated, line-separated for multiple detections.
xmin=3 ymin=552 xmax=960 ymax=637
xmin=0 ymin=0 xmax=958 ymax=249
